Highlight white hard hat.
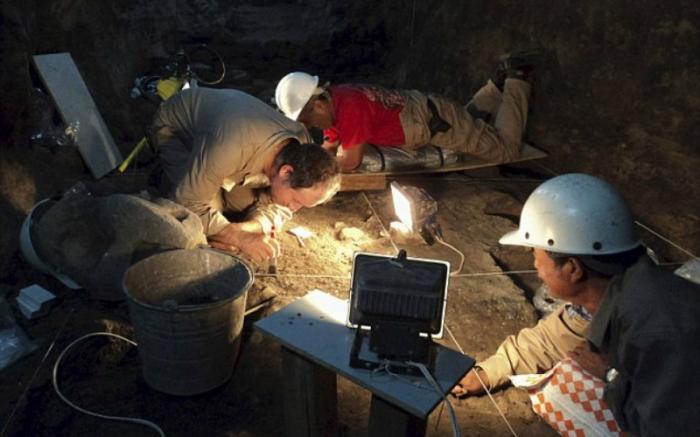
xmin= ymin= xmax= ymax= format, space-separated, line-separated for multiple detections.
xmin=275 ymin=72 xmax=319 ymax=120
xmin=499 ymin=173 xmax=640 ymax=255
xmin=19 ymin=199 xmax=81 ymax=289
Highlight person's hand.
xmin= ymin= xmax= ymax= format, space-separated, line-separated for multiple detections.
xmin=210 ymin=222 xmax=281 ymax=263
xmin=569 ymin=344 xmax=608 ymax=379
xmin=451 ymin=368 xmax=489 ymax=398
xmin=321 ymin=139 xmax=339 ymax=153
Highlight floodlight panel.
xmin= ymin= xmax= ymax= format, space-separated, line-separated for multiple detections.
xmin=347 ymin=252 xmax=450 ymax=338
xmin=391 ymin=183 xmax=415 ymax=231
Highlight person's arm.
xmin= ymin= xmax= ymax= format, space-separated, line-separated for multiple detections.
xmin=169 ymin=132 xmax=281 ymax=263
xmin=569 ymin=343 xmax=607 ymax=379
xmin=481 ymin=305 xmax=589 ymax=387
xmin=208 ymin=220 xmax=279 ymax=263
xmin=247 ymin=191 xmax=294 ymax=235
xmin=453 ymin=305 xmax=589 ymax=396
xmin=336 ymin=143 xmax=366 ymax=172
xmin=452 ymin=367 xmax=490 ymax=397
xmin=322 ymin=139 xmax=339 ymax=153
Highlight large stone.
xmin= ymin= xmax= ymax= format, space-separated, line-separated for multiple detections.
xmin=33 ymin=191 xmax=206 ymax=301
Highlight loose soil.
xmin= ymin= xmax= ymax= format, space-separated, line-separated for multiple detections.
xmin=1 ymin=168 xmax=560 ymax=436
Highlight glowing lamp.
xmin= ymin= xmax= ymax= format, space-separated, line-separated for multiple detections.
xmin=390 ymin=182 xmax=442 ymax=244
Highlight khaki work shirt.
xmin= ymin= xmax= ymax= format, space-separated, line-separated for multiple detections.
xmin=151 ymin=87 xmax=311 ymax=235
xmin=478 ymin=304 xmax=590 ymax=389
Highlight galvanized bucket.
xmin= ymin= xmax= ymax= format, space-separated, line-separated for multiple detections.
xmin=123 ymin=248 xmax=253 ymax=396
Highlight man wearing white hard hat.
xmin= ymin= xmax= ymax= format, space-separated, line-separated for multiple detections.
xmin=275 ymin=53 xmax=537 ymax=172
xmin=452 ymin=173 xmax=700 ymax=435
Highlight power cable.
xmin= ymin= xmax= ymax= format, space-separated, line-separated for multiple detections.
xmin=407 ymin=361 xmax=460 ymax=437
xmin=52 ymin=332 xmax=165 ymax=437
xmin=634 ymin=220 xmax=698 ymax=259
xmin=435 ymin=237 xmax=465 ymax=276
xmin=1 ymin=309 xmax=74 ymax=437
xmin=369 ymin=361 xmax=459 ymax=437
xmin=452 ymin=269 xmax=537 ymax=278
xmin=257 ymin=268 xmax=540 ymax=280
xmin=444 ymin=325 xmax=518 ymax=437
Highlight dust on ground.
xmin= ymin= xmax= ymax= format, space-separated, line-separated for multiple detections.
xmin=1 ymin=167 xmax=559 ymax=436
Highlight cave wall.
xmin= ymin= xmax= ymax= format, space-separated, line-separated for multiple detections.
xmin=376 ymin=0 xmax=700 ymax=258
xmin=0 ymin=0 xmax=698 ymax=280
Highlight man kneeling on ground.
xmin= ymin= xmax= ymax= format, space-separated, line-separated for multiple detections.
xmin=150 ymin=87 xmax=340 ymax=263
xmin=452 ymin=173 xmax=700 ymax=436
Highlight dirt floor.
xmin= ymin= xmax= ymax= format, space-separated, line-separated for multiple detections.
xmin=1 ymin=2 xmax=699 ymax=436
xmin=0 ymin=165 xmax=567 ymax=437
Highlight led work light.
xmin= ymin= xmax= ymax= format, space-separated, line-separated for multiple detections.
xmin=390 ymin=182 xmax=443 ymax=244
xmin=347 ymin=250 xmax=450 ymax=374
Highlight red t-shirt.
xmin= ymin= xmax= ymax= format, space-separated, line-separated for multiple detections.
xmin=323 ymin=85 xmax=406 ymax=150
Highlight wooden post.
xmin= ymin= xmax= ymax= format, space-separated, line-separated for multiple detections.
xmin=281 ymin=347 xmax=338 ymax=437
xmin=368 ymin=395 xmax=427 ymax=437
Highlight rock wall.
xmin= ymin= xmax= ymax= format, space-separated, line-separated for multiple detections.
xmin=377 ymin=0 xmax=700 ymax=258
xmin=0 ymin=0 xmax=698 ymax=279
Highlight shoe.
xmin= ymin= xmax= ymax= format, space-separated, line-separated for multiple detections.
xmin=491 ymin=50 xmax=543 ymax=90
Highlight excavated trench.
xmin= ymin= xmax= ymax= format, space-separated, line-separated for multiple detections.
xmin=1 ymin=1 xmax=698 ymax=436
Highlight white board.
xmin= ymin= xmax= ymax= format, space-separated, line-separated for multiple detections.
xmin=32 ymin=53 xmax=122 ymax=179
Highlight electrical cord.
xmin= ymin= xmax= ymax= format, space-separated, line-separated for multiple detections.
xmin=406 ymin=361 xmax=460 ymax=437
xmin=184 ymin=44 xmax=226 ymax=85
xmin=445 ymin=325 xmax=518 ymax=437
xmin=435 ymin=236 xmax=465 ymax=277
xmin=52 ymin=332 xmax=165 ymax=437
xmin=1 ymin=309 xmax=74 ymax=437
xmin=368 ymin=361 xmax=459 ymax=436
xmin=369 ymin=361 xmax=434 ymax=393
xmin=49 ymin=301 xmax=273 ymax=437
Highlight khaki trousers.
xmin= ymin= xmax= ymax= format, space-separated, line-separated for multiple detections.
xmin=399 ymin=79 xmax=530 ymax=163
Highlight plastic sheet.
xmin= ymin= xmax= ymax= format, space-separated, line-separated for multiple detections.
xmin=359 ymin=145 xmax=459 ymax=173
xmin=674 ymin=258 xmax=700 ymax=285
xmin=0 ymin=295 xmax=37 ymax=371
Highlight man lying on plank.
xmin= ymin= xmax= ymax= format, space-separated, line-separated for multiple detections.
xmin=275 ymin=52 xmax=538 ymax=172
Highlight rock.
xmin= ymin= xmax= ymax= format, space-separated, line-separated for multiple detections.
xmin=333 ymin=221 xmax=348 ymax=230
xmin=337 ymin=227 xmax=364 ymax=241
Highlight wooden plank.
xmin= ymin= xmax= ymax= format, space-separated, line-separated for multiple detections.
xmin=281 ymin=347 xmax=338 ymax=437
xmin=339 ymin=143 xmax=547 ymax=191
xmin=255 ymin=290 xmax=474 ymax=419
xmin=32 ymin=53 xmax=122 ymax=179
xmin=368 ymin=395 xmax=427 ymax=437
xmin=339 ymin=173 xmax=386 ymax=192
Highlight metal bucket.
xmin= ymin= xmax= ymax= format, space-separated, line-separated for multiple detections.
xmin=123 ymin=248 xmax=253 ymax=396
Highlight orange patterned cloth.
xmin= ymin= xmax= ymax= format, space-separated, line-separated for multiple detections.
xmin=510 ymin=357 xmax=625 ymax=437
